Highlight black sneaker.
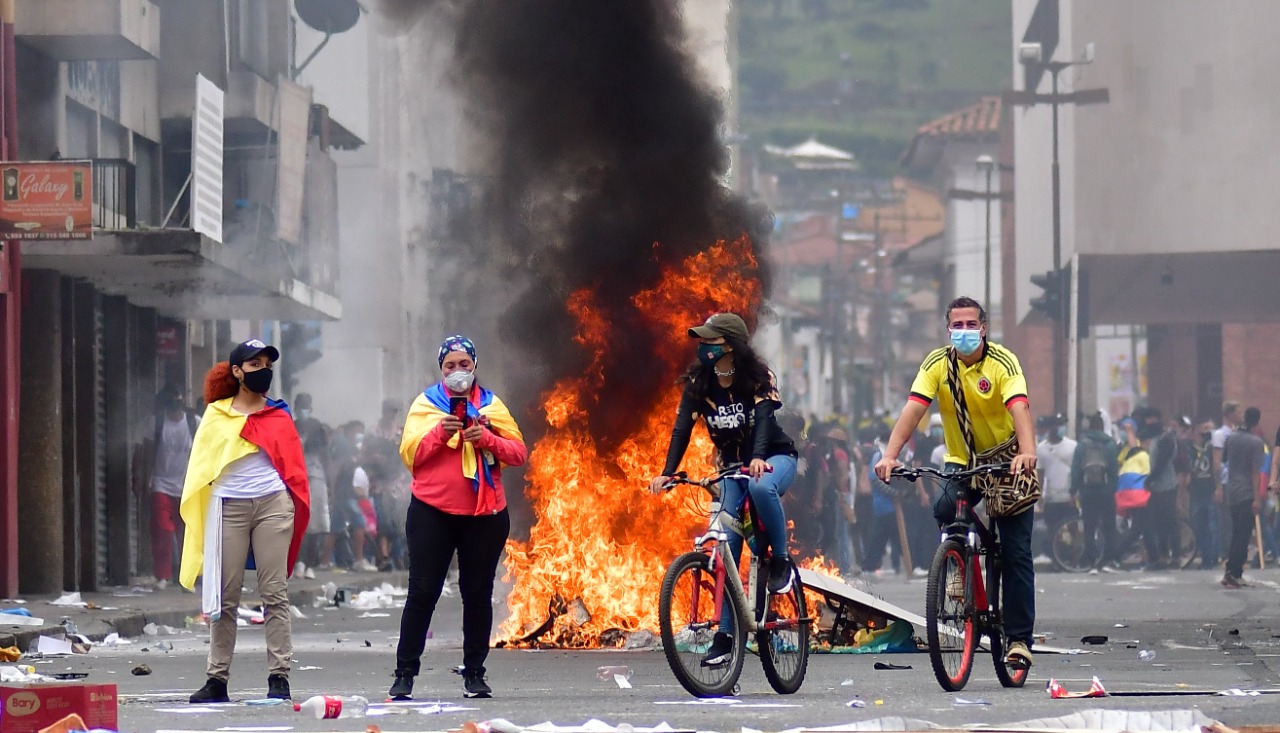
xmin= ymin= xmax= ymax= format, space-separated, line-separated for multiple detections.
xmin=701 ymin=632 xmax=734 ymax=667
xmin=189 ymin=677 xmax=230 ymax=704
xmin=389 ymin=673 xmax=414 ymax=700
xmin=266 ymin=674 xmax=290 ymax=700
xmin=768 ymin=556 xmax=794 ymax=594
xmin=462 ymin=669 xmax=492 ymax=698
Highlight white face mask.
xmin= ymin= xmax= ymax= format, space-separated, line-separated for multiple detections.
xmin=444 ymin=369 xmax=475 ymax=394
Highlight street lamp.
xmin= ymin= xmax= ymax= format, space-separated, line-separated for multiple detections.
xmin=976 ymin=154 xmax=995 ymax=308
xmin=1004 ymin=41 xmax=1109 ymax=414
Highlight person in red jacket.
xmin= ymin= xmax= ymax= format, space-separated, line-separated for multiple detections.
xmin=390 ymin=335 xmax=527 ymax=700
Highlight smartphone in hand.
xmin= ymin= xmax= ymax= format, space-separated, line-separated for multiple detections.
xmin=449 ymin=395 xmax=471 ymax=427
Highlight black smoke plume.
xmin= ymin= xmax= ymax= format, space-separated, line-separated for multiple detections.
xmin=384 ymin=0 xmax=771 ymax=445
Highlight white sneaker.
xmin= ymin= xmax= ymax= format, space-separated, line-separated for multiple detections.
xmin=155 ymin=579 xmax=169 ymax=590
xmin=353 ymin=560 xmax=378 ymax=572
xmin=912 ymin=567 xmax=929 ymax=579
xmin=304 ymin=568 xmax=316 ymax=580
xmin=294 ymin=561 xmax=306 ymax=577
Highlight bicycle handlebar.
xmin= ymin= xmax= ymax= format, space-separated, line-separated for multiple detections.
xmin=890 ymin=463 xmax=1012 ymax=483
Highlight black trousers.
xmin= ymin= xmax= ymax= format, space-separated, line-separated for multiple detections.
xmin=395 ymin=498 xmax=510 ymax=677
xmin=1142 ymin=490 xmax=1178 ymax=565
xmin=1079 ymin=489 xmax=1117 ymax=567
xmin=1225 ymin=500 xmax=1255 ymax=580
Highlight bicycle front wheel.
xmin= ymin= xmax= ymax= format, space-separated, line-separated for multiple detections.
xmin=756 ymin=561 xmax=809 ymax=694
xmin=659 ymin=551 xmax=746 ymax=698
xmin=926 ymin=538 xmax=976 ymax=691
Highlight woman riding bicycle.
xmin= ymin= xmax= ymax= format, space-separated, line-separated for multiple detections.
xmin=649 ymin=313 xmax=799 ymax=667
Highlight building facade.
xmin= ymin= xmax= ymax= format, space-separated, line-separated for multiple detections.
xmin=7 ymin=0 xmax=350 ymax=594
xmin=1012 ymin=0 xmax=1280 ymax=429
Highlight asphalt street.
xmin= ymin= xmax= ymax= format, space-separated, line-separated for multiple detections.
xmin=33 ymin=566 xmax=1280 ymax=732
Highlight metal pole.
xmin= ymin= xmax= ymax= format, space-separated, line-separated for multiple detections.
xmin=1050 ymin=66 xmax=1065 ymax=414
xmin=0 ymin=0 xmax=19 ymax=597
xmin=983 ymin=164 xmax=993 ymax=308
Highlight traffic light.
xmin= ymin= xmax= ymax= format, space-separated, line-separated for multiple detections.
xmin=1029 ymin=268 xmax=1067 ymax=322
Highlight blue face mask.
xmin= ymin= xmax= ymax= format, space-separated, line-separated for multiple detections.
xmin=949 ymin=328 xmax=983 ymax=356
xmin=697 ymin=343 xmax=727 ymax=367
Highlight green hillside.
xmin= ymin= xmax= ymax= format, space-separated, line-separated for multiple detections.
xmin=738 ymin=0 xmax=1011 ymax=176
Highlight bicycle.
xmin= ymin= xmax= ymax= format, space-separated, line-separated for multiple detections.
xmin=1048 ymin=505 xmax=1197 ymax=573
xmin=656 ymin=464 xmax=811 ymax=698
xmin=890 ymin=462 xmax=1030 ymax=692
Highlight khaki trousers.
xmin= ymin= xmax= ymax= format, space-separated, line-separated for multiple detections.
xmin=207 ymin=491 xmax=295 ymax=681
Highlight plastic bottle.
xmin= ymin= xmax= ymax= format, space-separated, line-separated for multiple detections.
xmin=596 ymin=665 xmax=632 ymax=681
xmin=294 ymin=695 xmax=369 ymax=719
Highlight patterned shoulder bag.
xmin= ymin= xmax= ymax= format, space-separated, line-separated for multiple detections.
xmin=947 ymin=347 xmax=1041 ymax=517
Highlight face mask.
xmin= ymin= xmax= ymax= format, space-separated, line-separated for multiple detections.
xmin=697 ymin=343 xmax=727 ymax=367
xmin=1055 ymin=425 xmax=1067 ymax=438
xmin=297 ymin=408 xmax=312 ymax=420
xmin=240 ymin=367 xmax=273 ymax=395
xmin=929 ymin=427 xmax=943 ymax=439
xmin=949 ymin=328 xmax=982 ymax=356
xmin=353 ymin=433 xmax=364 ymax=449
xmin=444 ymin=369 xmax=475 ymax=394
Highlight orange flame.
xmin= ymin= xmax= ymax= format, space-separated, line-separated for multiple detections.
xmin=499 ymin=237 xmax=765 ymax=646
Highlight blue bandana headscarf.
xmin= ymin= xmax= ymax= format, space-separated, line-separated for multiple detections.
xmin=438 ymin=335 xmax=477 ymax=368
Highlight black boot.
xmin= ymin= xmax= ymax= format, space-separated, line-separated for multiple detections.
xmin=389 ymin=672 xmax=414 ymax=700
xmin=461 ymin=669 xmax=492 ymax=698
xmin=190 ymin=677 xmax=230 ymax=704
xmin=266 ymin=674 xmax=291 ymax=700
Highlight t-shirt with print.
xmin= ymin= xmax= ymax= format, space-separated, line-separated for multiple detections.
xmin=661 ymin=371 xmax=797 ymax=475
xmin=908 ymin=343 xmax=1029 ymax=466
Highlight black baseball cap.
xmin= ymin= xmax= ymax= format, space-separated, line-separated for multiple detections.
xmin=229 ymin=339 xmax=280 ymax=366
xmin=687 ymin=313 xmax=750 ymax=341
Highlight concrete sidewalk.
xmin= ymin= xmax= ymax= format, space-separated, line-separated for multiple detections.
xmin=0 ymin=568 xmax=409 ymax=651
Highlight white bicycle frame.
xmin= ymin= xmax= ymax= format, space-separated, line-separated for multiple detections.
xmin=693 ymin=476 xmax=762 ymax=634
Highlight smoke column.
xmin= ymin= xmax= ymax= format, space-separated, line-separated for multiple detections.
xmin=381 ymin=0 xmax=771 ymax=443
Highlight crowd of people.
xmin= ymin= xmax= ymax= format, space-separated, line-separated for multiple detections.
xmin=784 ymin=399 xmax=1280 ymax=589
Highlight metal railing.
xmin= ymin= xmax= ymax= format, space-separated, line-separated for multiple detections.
xmin=92 ymin=159 xmax=137 ymax=230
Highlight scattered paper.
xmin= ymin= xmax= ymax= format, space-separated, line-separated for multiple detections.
xmin=297 ymin=665 xmax=323 ymax=671
xmin=50 ymin=592 xmax=86 ymax=607
xmin=0 ymin=612 xmax=44 ymax=626
xmin=101 ymin=632 xmax=131 ymax=646
xmin=613 ymin=674 xmax=632 ymax=689
xmin=847 ymin=699 xmax=867 ymax=708
xmin=953 ymin=697 xmax=990 ymax=705
xmin=359 ymin=612 xmax=392 ymax=618
xmin=1219 ymin=688 xmax=1262 ymax=696
xmin=36 ymin=636 xmax=74 ymax=655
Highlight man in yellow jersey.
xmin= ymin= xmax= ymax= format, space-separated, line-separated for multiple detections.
xmin=874 ymin=297 xmax=1038 ymax=668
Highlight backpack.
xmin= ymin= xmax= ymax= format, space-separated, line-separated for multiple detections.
xmin=1080 ymin=438 xmax=1111 ymax=489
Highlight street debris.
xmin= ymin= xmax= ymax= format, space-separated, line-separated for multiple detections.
xmin=238 ymin=607 xmax=266 ymax=624
xmin=359 ymin=612 xmax=391 ymax=618
xmin=783 ymin=717 xmax=937 ymax=731
xmin=348 ymin=583 xmax=410 ymax=610
xmin=623 ymin=630 xmax=660 ymax=650
xmin=975 ymin=709 xmax=1224 ymax=733
xmin=1138 ymin=649 xmax=1157 ymax=661
xmin=298 ymin=665 xmax=323 ymax=671
xmin=0 ymin=646 xmax=21 ymax=661
xmin=596 ymin=665 xmax=632 ymax=689
xmin=953 ymin=697 xmax=990 ymax=705
xmin=35 ymin=636 xmax=74 ymax=656
xmin=846 ymin=699 xmax=866 ymax=708
xmin=50 ymin=592 xmax=87 ymax=607
xmin=0 ymin=610 xmax=43 ymax=626
xmin=872 ymin=662 xmax=911 ymax=671
xmin=1081 ymin=635 xmax=1107 ymax=644
xmin=1047 ymin=677 xmax=1108 ymax=698
xmin=130 ymin=664 xmax=152 ymax=675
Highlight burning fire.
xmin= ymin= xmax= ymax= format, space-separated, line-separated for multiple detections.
xmin=499 ymin=237 xmax=766 ymax=647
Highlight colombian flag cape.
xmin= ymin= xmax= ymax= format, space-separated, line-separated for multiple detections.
xmin=400 ymin=383 xmax=523 ymax=515
xmin=1115 ymin=445 xmax=1151 ymax=513
xmin=179 ymin=397 xmax=310 ymax=617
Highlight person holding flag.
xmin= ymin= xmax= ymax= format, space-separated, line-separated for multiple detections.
xmin=390 ymin=335 xmax=527 ymax=701
xmin=181 ymin=340 xmax=310 ymax=704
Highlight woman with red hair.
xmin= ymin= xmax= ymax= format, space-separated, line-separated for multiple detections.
xmin=180 ymin=339 xmax=310 ymax=704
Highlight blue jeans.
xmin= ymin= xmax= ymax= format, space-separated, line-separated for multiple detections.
xmin=932 ymin=463 xmax=1035 ymax=646
xmin=1188 ymin=489 xmax=1220 ymax=568
xmin=718 ymin=455 xmax=797 ymax=636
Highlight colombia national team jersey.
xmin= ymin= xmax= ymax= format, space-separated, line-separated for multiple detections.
xmin=908 ymin=342 xmax=1029 ymax=466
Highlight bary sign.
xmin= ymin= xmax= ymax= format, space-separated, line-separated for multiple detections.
xmin=0 ymin=161 xmax=94 ymax=240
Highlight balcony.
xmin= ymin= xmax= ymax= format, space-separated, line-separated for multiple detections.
xmin=17 ymin=0 xmax=160 ymax=61
xmin=23 ymin=159 xmax=341 ymax=322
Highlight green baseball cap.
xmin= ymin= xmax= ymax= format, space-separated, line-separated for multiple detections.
xmin=688 ymin=313 xmax=749 ymax=341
